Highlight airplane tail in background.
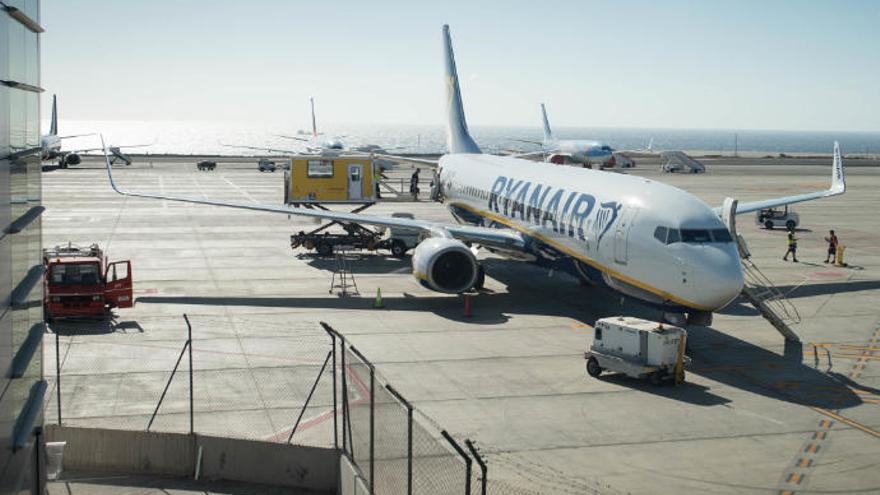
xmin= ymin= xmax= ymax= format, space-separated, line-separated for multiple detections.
xmin=310 ymin=97 xmax=318 ymax=140
xmin=540 ymin=103 xmax=554 ymax=143
xmin=442 ymin=25 xmax=481 ymax=154
xmin=50 ymin=94 xmax=58 ymax=136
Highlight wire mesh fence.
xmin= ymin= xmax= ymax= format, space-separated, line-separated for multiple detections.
xmin=45 ymin=315 xmax=489 ymax=494
xmin=332 ymin=323 xmax=486 ymax=495
xmin=45 ymin=313 xmax=337 ymax=447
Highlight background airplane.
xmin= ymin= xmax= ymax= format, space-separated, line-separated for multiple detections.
xmin=103 ymin=25 xmax=846 ymax=327
xmin=511 ymin=103 xmax=618 ymax=169
xmin=41 ymin=95 xmax=152 ymax=168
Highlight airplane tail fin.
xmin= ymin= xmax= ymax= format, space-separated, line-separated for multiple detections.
xmin=50 ymin=94 xmax=58 ymax=136
xmin=443 ymin=25 xmax=480 ymax=154
xmin=540 ymin=103 xmax=554 ymax=143
xmin=310 ymin=97 xmax=318 ymax=140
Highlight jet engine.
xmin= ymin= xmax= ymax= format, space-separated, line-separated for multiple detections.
xmin=63 ymin=153 xmax=81 ymax=166
xmin=411 ymin=237 xmax=478 ymax=294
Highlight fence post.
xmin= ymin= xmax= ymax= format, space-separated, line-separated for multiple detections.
xmin=386 ymin=384 xmax=413 ymax=495
xmin=441 ymin=430 xmax=472 ymax=495
xmin=287 ymin=350 xmax=332 ymax=444
xmin=147 ymin=339 xmax=189 ymax=432
xmin=465 ymin=439 xmax=487 ymax=495
xmin=55 ymin=331 xmax=61 ymax=426
xmin=369 ymin=362 xmax=375 ymax=494
xmin=340 ymin=335 xmax=349 ymax=454
xmin=320 ymin=322 xmax=339 ymax=450
xmin=184 ymin=314 xmax=193 ymax=435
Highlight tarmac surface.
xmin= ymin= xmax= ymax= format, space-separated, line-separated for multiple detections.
xmin=42 ymin=155 xmax=880 ymax=494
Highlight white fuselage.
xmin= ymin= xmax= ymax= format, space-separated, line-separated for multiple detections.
xmin=438 ymin=153 xmax=744 ymax=311
xmin=41 ymin=134 xmax=61 ymax=159
xmin=546 ymin=139 xmax=615 ymax=167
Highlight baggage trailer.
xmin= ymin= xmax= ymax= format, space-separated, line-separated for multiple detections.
xmin=585 ymin=316 xmax=689 ymax=385
xmin=291 ymin=211 xmax=420 ymax=258
xmin=43 ymin=243 xmax=133 ymax=321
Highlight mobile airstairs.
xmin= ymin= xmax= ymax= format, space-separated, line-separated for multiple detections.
xmin=723 ymin=198 xmax=801 ymax=342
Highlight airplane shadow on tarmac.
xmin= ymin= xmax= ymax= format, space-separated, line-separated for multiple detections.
xmin=138 ymin=257 xmax=865 ymax=410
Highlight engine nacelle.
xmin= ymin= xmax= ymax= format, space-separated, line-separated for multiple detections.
xmin=412 ymin=237 xmax=478 ymax=294
xmin=64 ymin=153 xmax=81 ymax=166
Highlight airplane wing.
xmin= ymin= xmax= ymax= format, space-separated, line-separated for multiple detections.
xmin=101 ymin=138 xmax=522 ymax=249
xmin=713 ymin=142 xmax=845 ymax=216
xmin=65 ymin=141 xmax=156 ymax=153
xmin=275 ymin=134 xmax=312 ymax=142
xmin=58 ymin=133 xmax=98 ymax=140
xmin=369 ymin=153 xmax=439 ymax=167
xmin=510 ymin=138 xmax=543 ymax=146
xmin=219 ymin=142 xmax=302 ymax=155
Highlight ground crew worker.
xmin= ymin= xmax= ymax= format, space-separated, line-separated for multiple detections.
xmin=783 ymin=229 xmax=798 ymax=262
xmin=410 ymin=168 xmax=420 ymax=201
xmin=373 ymin=166 xmax=382 ymax=199
xmin=824 ymin=229 xmax=838 ymax=263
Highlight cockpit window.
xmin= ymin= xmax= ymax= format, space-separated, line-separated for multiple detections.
xmin=681 ymin=229 xmax=712 ymax=243
xmin=711 ymin=229 xmax=733 ymax=242
xmin=657 ymin=227 xmax=733 ymax=244
xmin=653 ymin=226 xmax=668 ymax=243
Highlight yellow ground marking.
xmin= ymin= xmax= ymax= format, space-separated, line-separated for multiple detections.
xmin=810 ymin=407 xmax=880 ymax=439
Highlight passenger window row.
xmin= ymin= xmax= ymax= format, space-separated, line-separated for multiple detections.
xmin=654 ymin=226 xmax=732 ymax=244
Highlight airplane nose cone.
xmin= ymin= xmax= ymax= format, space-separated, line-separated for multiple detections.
xmin=695 ymin=246 xmax=745 ymax=310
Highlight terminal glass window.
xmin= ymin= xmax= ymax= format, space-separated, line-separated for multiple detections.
xmin=307 ymin=160 xmax=333 ymax=178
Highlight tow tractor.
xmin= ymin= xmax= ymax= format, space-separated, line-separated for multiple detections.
xmin=43 ymin=243 xmax=134 ymax=321
xmin=585 ymin=316 xmax=689 ymax=385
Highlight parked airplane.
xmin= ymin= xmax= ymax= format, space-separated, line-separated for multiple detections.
xmin=512 ymin=103 xmax=616 ymax=168
xmin=224 ymin=97 xmax=393 ymax=157
xmin=103 ymin=25 xmax=846 ymax=325
xmin=41 ymin=95 xmax=151 ymax=168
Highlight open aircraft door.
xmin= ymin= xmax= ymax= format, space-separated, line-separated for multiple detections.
xmin=722 ymin=197 xmax=750 ymax=258
xmin=105 ymin=260 xmax=133 ymax=308
xmin=613 ymin=206 xmax=639 ymax=265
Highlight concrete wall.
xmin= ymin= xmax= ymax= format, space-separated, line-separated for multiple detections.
xmin=339 ymin=455 xmax=370 ymax=495
xmin=45 ymin=425 xmax=339 ymax=492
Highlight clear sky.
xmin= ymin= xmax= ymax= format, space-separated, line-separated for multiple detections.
xmin=40 ymin=0 xmax=880 ymax=132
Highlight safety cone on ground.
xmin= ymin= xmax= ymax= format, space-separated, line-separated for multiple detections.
xmin=463 ymin=294 xmax=473 ymax=318
xmin=373 ymin=288 xmax=385 ymax=309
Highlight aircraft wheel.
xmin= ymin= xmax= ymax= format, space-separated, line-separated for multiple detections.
xmin=586 ymin=357 xmax=602 ymax=377
xmin=390 ymin=239 xmax=407 ymax=258
xmin=473 ymin=265 xmax=485 ymax=290
xmin=649 ymin=372 xmax=663 ymax=386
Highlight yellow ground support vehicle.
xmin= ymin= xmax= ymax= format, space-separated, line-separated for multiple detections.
xmin=284 ymin=156 xmax=375 ymax=205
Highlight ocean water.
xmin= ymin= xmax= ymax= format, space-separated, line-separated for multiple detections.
xmin=54 ymin=120 xmax=880 ymax=156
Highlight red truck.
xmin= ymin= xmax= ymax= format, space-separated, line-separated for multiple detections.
xmin=43 ymin=243 xmax=133 ymax=321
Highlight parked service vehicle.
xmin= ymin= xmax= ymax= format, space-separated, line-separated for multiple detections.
xmin=43 ymin=243 xmax=133 ymax=321
xmin=197 ymin=160 xmax=216 ymax=171
xmin=585 ymin=316 xmax=688 ymax=386
xmin=258 ymin=159 xmax=277 ymax=172
xmin=755 ymin=206 xmax=799 ymax=230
